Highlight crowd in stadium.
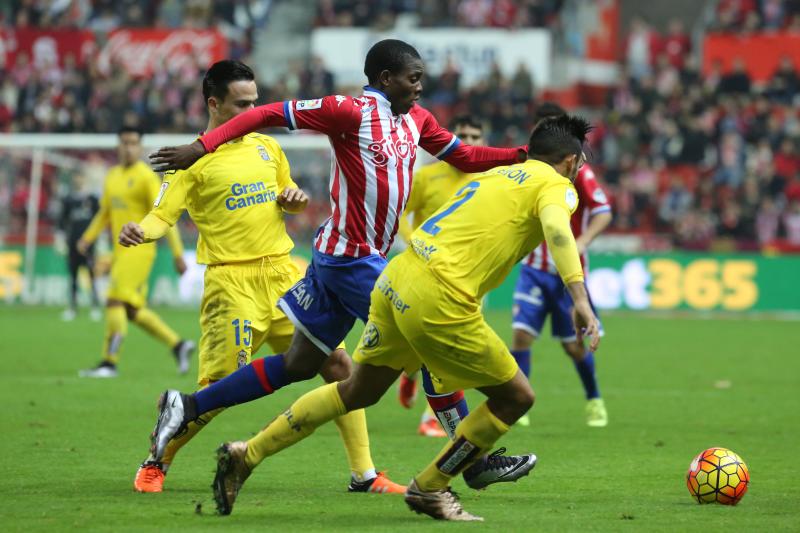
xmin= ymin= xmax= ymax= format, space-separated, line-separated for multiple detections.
xmin=3 ymin=0 xmax=800 ymax=250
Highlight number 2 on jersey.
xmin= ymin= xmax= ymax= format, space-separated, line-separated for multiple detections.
xmin=421 ymin=181 xmax=480 ymax=236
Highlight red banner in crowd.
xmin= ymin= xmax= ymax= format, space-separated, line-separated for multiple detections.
xmin=703 ymin=32 xmax=800 ymax=82
xmin=98 ymin=29 xmax=229 ymax=77
xmin=0 ymin=28 xmax=96 ymax=68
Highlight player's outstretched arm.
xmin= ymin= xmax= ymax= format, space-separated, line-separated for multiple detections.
xmin=417 ymin=108 xmax=526 ymax=172
xmin=540 ymin=203 xmax=600 ymax=351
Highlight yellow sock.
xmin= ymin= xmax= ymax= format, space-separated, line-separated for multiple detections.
xmin=415 ymin=402 xmax=510 ymax=491
xmin=245 ymin=383 xmax=346 ymax=468
xmin=333 ymin=408 xmax=376 ymax=481
xmin=102 ymin=306 xmax=128 ymax=365
xmin=133 ymin=307 xmax=180 ymax=348
xmin=160 ymin=407 xmax=224 ymax=466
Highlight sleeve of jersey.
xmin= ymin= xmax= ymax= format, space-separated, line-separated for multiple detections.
xmin=164 ymin=225 xmax=184 ymax=258
xmin=417 ymin=109 xmax=524 ymax=172
xmin=151 ymin=171 xmax=188 ymax=226
xmin=579 ymin=168 xmax=612 ymax=216
xmin=275 ymin=145 xmax=298 ymax=192
xmin=139 ymin=213 xmax=171 ymax=242
xmin=540 ymin=204 xmax=584 ymax=285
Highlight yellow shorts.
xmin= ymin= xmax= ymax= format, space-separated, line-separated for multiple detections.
xmin=353 ymin=252 xmax=518 ymax=394
xmin=106 ymin=246 xmax=156 ymax=308
xmin=198 ymin=255 xmax=300 ymax=386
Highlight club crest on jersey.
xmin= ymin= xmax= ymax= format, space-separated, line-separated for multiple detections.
xmin=361 ymin=322 xmax=381 ymax=349
xmin=257 ymin=145 xmax=270 ymax=161
xmin=296 ymin=98 xmax=322 ymax=111
xmin=237 ymin=350 xmax=248 ymax=368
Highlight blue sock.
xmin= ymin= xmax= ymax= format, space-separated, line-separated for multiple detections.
xmin=194 ymin=354 xmax=289 ymax=414
xmin=421 ymin=366 xmax=470 ymax=439
xmin=574 ymin=352 xmax=600 ymax=400
xmin=511 ymin=349 xmax=531 ymax=377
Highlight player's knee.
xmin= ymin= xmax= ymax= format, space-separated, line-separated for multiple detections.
xmin=320 ymin=349 xmax=352 ymax=383
xmin=513 ymin=385 xmax=535 ymax=413
xmin=512 ymin=329 xmax=534 ymax=351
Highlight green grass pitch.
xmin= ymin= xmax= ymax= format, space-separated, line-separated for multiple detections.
xmin=1 ymin=306 xmax=799 ymax=532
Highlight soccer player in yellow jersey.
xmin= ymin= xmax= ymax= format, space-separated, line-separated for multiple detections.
xmin=119 ymin=60 xmax=403 ymax=495
xmin=396 ymin=115 xmax=485 ymax=437
xmin=206 ymin=115 xmax=601 ymax=520
xmin=77 ymin=127 xmax=192 ymax=379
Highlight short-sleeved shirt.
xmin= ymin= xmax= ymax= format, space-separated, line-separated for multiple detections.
xmin=408 ymin=159 xmax=579 ymax=302
xmin=152 ymin=133 xmax=297 ymax=265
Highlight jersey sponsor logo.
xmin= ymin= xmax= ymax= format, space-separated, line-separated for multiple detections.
xmin=335 ymin=95 xmax=346 ymax=107
xmin=592 ymin=188 xmax=608 ymax=204
xmin=410 ymin=237 xmax=437 ymax=262
xmin=367 ymin=137 xmax=417 ymax=167
xmin=360 ymin=322 xmax=381 ymax=349
xmin=565 ymin=188 xmax=578 ymax=210
xmin=225 ymin=181 xmax=277 ymax=211
xmin=375 ymin=274 xmax=411 ymax=313
xmin=288 ymin=279 xmax=314 ymax=311
xmin=257 ymin=145 xmax=270 ymax=161
xmin=295 ymin=98 xmax=322 ymax=110
xmin=154 ymin=182 xmax=169 ymax=207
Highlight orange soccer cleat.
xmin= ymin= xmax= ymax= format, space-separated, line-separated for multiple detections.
xmin=134 ymin=461 xmax=166 ymax=493
xmin=417 ymin=418 xmax=447 ymax=438
xmin=349 ymin=471 xmax=407 ymax=494
xmin=398 ymin=374 xmax=418 ymax=409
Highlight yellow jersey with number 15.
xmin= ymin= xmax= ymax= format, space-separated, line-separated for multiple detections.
xmin=151 ymin=133 xmax=297 ymax=265
xmin=408 ymin=159 xmax=581 ymax=302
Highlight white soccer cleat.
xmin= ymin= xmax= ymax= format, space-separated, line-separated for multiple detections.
xmin=78 ymin=362 xmax=118 ymax=378
xmin=150 ymin=390 xmax=191 ymax=461
xmin=462 ymin=448 xmax=537 ymax=490
xmin=89 ymin=308 xmax=102 ymax=322
xmin=173 ymin=340 xmax=195 ymax=375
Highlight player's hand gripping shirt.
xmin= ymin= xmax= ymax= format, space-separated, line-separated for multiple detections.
xmin=408 ymin=159 xmax=583 ymax=302
xmin=144 ymin=134 xmax=297 ymax=265
xmin=398 ymin=160 xmax=475 ymax=241
xmin=197 ymin=88 xmax=525 ymax=259
xmin=82 ymin=160 xmax=183 ymax=257
xmin=523 ymin=164 xmax=610 ymax=273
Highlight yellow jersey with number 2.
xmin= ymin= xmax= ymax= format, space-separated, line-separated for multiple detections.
xmin=408 ymin=159 xmax=582 ymax=303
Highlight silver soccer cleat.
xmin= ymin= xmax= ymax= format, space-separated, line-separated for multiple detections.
xmin=462 ymin=447 xmax=537 ymax=490
xmin=149 ymin=390 xmax=191 ymax=461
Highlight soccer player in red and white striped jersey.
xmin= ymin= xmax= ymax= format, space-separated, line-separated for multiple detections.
xmin=510 ymin=103 xmax=613 ymax=428
xmin=148 ymin=40 xmax=533 ymax=493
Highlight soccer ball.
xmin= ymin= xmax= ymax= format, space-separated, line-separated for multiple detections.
xmin=686 ymin=447 xmax=749 ymax=505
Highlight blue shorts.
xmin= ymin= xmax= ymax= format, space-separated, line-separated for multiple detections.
xmin=277 ymin=248 xmax=387 ymax=353
xmin=512 ymin=265 xmax=603 ymax=342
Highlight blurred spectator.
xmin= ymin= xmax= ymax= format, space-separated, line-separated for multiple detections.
xmin=767 ymin=56 xmax=800 ymax=103
xmin=625 ymin=16 xmax=660 ymax=80
xmin=718 ymin=58 xmax=752 ymax=94
xmin=662 ymin=18 xmax=691 ymax=69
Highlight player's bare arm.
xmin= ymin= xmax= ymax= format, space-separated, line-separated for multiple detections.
xmin=576 ymin=211 xmax=612 ymax=255
xmin=149 ymin=140 xmax=206 ymax=172
xmin=277 ymin=187 xmax=309 ymax=214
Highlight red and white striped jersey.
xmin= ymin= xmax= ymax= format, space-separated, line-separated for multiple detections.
xmin=522 ymin=164 xmax=611 ymax=274
xmin=200 ymin=87 xmax=523 ymax=258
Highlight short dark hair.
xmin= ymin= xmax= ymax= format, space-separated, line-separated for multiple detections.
xmin=363 ymin=39 xmax=421 ymax=85
xmin=118 ymin=126 xmax=143 ymax=139
xmin=450 ymin=114 xmax=483 ymax=131
xmin=533 ymin=102 xmax=566 ymax=124
xmin=203 ymin=60 xmax=255 ymax=101
xmin=528 ymin=115 xmax=592 ymax=166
